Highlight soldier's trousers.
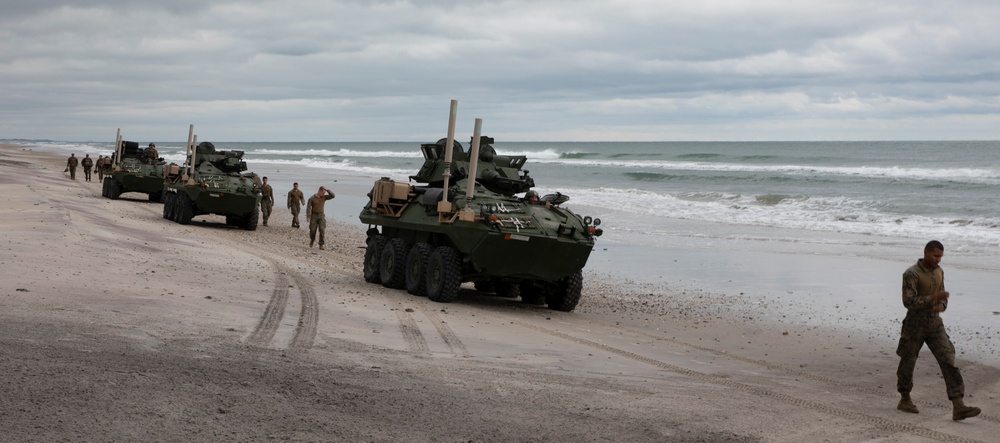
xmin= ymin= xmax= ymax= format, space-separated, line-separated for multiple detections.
xmin=896 ymin=313 xmax=965 ymax=399
xmin=83 ymin=169 xmax=92 ymax=181
xmin=69 ymin=166 xmax=77 ymax=180
xmin=261 ymin=198 xmax=273 ymax=224
xmin=290 ymin=206 xmax=301 ymax=227
xmin=309 ymin=214 xmax=327 ymax=246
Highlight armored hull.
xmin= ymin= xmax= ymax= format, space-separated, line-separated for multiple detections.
xmin=359 ymin=137 xmax=603 ymax=312
xmin=101 ymin=141 xmax=165 ymax=201
xmin=162 ymin=141 xmax=262 ymax=230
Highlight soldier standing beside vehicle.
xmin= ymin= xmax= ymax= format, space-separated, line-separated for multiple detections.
xmin=306 ymin=186 xmax=335 ymax=250
xmin=81 ymin=154 xmax=94 ymax=182
xmin=287 ymin=182 xmax=305 ymax=228
xmin=65 ymin=154 xmax=78 ymax=180
xmin=895 ymin=240 xmax=981 ymax=421
xmin=259 ymin=176 xmax=274 ymax=226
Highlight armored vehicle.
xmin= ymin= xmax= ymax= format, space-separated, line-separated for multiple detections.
xmin=101 ymin=131 xmax=166 ymax=201
xmin=359 ymin=111 xmax=603 ymax=312
xmin=162 ymin=126 xmax=262 ymax=230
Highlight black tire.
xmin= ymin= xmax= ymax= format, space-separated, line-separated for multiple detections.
xmin=176 ymin=193 xmax=194 ymax=225
xmin=495 ymin=282 xmax=521 ymax=298
xmin=426 ymin=246 xmax=461 ymax=303
xmin=108 ymin=178 xmax=122 ymax=199
xmin=546 ymin=270 xmax=583 ymax=312
xmin=474 ymin=280 xmax=496 ymax=293
xmin=363 ymin=235 xmax=386 ymax=283
xmin=404 ymin=243 xmax=432 ymax=296
xmin=520 ymin=281 xmax=547 ymax=305
xmin=240 ymin=206 xmax=259 ymax=231
xmin=225 ymin=215 xmax=239 ymax=226
xmin=148 ymin=191 xmax=161 ymax=203
xmin=101 ymin=178 xmax=109 ymax=198
xmin=162 ymin=193 xmax=174 ymax=219
xmin=379 ymin=238 xmax=409 ymax=289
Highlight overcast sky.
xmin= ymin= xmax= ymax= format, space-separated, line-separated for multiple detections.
xmin=2 ymin=0 xmax=999 ymax=142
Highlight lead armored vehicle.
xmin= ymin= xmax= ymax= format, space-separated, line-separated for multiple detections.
xmin=162 ymin=126 xmax=262 ymax=230
xmin=102 ymin=132 xmax=166 ymax=201
xmin=359 ymin=126 xmax=603 ymax=312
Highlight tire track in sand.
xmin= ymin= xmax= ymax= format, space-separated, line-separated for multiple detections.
xmin=246 ymin=265 xmax=289 ymax=348
xmin=246 ymin=262 xmax=319 ymax=352
xmin=287 ymin=268 xmax=318 ymax=352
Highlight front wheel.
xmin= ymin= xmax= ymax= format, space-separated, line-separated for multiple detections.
xmin=162 ymin=193 xmax=175 ymax=219
xmin=426 ymin=246 xmax=461 ymax=303
xmin=363 ymin=235 xmax=386 ymax=283
xmin=108 ymin=178 xmax=122 ymax=199
xmin=240 ymin=206 xmax=259 ymax=231
xmin=546 ymin=270 xmax=583 ymax=312
xmin=176 ymin=194 xmax=194 ymax=225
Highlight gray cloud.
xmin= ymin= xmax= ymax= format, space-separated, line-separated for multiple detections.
xmin=1 ymin=0 xmax=999 ymax=141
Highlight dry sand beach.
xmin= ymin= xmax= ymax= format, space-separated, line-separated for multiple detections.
xmin=2 ymin=143 xmax=1000 ymax=442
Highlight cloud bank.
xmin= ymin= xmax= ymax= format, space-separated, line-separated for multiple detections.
xmin=1 ymin=0 xmax=999 ymax=141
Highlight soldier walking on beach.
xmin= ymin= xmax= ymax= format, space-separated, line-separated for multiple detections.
xmin=896 ymin=240 xmax=981 ymax=421
xmin=306 ymin=186 xmax=335 ymax=250
xmin=287 ymin=182 xmax=305 ymax=228
xmin=81 ymin=154 xmax=94 ymax=182
xmin=259 ymin=176 xmax=274 ymax=226
xmin=96 ymin=156 xmax=106 ymax=181
xmin=65 ymin=154 xmax=78 ymax=180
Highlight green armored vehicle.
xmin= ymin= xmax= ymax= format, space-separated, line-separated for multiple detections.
xmin=102 ymin=132 xmax=165 ymax=201
xmin=162 ymin=126 xmax=262 ymax=230
xmin=359 ymin=110 xmax=603 ymax=312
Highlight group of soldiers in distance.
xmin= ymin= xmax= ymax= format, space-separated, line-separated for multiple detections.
xmin=66 ymin=144 xmax=338 ymax=250
xmin=65 ymin=152 xmax=112 ymax=182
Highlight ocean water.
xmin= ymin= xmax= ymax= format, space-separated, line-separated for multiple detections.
xmin=20 ymin=139 xmax=1000 ymax=365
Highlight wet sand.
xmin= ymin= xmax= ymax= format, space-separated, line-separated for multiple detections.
xmin=2 ymin=143 xmax=999 ymax=442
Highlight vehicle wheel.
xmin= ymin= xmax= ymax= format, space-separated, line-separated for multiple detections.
xmin=474 ymin=280 xmax=496 ymax=293
xmin=162 ymin=193 xmax=174 ymax=219
xmin=225 ymin=215 xmax=239 ymax=226
xmin=519 ymin=281 xmax=547 ymax=305
xmin=379 ymin=239 xmax=409 ymax=289
xmin=241 ymin=206 xmax=259 ymax=231
xmin=426 ymin=246 xmax=461 ymax=303
xmin=176 ymin=193 xmax=194 ymax=225
xmin=148 ymin=191 xmax=161 ymax=203
xmin=363 ymin=235 xmax=386 ymax=283
xmin=405 ymin=243 xmax=432 ymax=296
xmin=546 ymin=270 xmax=583 ymax=312
xmin=108 ymin=178 xmax=122 ymax=199
xmin=495 ymin=282 xmax=521 ymax=298
xmin=101 ymin=178 xmax=109 ymax=198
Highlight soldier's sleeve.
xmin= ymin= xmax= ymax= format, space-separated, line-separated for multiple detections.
xmin=305 ymin=198 xmax=312 ymax=217
xmin=901 ymin=268 xmax=934 ymax=311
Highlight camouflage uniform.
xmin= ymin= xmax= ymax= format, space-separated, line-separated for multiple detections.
xmin=306 ymin=188 xmax=335 ymax=249
xmin=66 ymin=154 xmax=79 ymax=180
xmin=896 ymin=259 xmax=965 ymax=400
xmin=260 ymin=181 xmax=274 ymax=226
xmin=96 ymin=156 xmax=107 ymax=181
xmin=287 ymin=186 xmax=305 ymax=228
xmin=81 ymin=155 xmax=94 ymax=182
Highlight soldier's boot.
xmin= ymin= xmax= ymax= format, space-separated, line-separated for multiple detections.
xmin=309 ymin=238 xmax=314 ymax=248
xmin=952 ymin=398 xmax=981 ymax=421
xmin=897 ymin=395 xmax=919 ymax=414
xmin=319 ymin=245 xmax=325 ymax=250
